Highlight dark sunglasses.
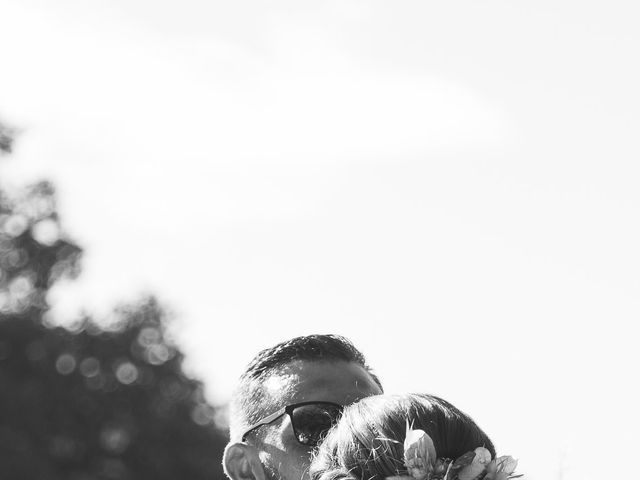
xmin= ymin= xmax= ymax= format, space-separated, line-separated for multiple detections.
xmin=240 ymin=401 xmax=344 ymax=446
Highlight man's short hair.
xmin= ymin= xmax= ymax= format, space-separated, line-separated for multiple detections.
xmin=228 ymin=334 xmax=382 ymax=441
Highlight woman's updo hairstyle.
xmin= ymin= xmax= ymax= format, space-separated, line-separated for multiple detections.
xmin=310 ymin=394 xmax=496 ymax=480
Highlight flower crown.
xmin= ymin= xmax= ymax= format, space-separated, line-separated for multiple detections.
xmin=385 ymin=422 xmax=521 ymax=480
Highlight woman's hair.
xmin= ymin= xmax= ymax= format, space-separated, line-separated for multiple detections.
xmin=310 ymin=394 xmax=496 ymax=480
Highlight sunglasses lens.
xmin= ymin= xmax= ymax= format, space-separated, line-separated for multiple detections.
xmin=291 ymin=403 xmax=342 ymax=446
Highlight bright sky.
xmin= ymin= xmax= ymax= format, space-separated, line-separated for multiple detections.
xmin=1 ymin=1 xmax=639 ymax=479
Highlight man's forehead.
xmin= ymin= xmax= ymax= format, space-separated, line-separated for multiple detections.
xmin=261 ymin=359 xmax=380 ymax=406
xmin=262 ymin=369 xmax=298 ymax=396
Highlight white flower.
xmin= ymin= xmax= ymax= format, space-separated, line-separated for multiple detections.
xmin=403 ymin=421 xmax=437 ymax=480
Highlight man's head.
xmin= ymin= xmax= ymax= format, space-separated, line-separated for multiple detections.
xmin=223 ymin=334 xmax=382 ymax=480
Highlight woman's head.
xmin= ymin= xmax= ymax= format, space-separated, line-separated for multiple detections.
xmin=310 ymin=394 xmax=496 ymax=480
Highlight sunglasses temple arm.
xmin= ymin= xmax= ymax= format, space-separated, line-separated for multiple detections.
xmin=241 ymin=406 xmax=288 ymax=441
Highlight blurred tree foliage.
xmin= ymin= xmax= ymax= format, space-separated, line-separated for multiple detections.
xmin=0 ymin=121 xmax=228 ymax=480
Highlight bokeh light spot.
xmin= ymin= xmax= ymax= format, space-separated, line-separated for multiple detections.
xmin=5 ymin=249 xmax=28 ymax=269
xmin=31 ymin=218 xmax=60 ymax=246
xmin=79 ymin=357 xmax=100 ymax=377
xmin=2 ymin=214 xmax=28 ymax=237
xmin=9 ymin=275 xmax=34 ymax=298
xmin=146 ymin=344 xmax=170 ymax=365
xmin=55 ymin=353 xmax=77 ymax=375
xmin=115 ymin=361 xmax=139 ymax=385
xmin=99 ymin=426 xmax=131 ymax=454
xmin=137 ymin=327 xmax=161 ymax=347
xmin=191 ymin=404 xmax=215 ymax=426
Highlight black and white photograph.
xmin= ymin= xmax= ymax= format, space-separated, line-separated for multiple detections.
xmin=1 ymin=2 xmax=638 ymax=479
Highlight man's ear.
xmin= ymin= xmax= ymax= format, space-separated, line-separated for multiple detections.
xmin=223 ymin=442 xmax=267 ymax=480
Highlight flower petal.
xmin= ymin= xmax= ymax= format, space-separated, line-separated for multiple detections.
xmin=456 ymin=448 xmax=492 ymax=480
xmin=403 ymin=421 xmax=436 ymax=479
xmin=495 ymin=456 xmax=518 ymax=474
